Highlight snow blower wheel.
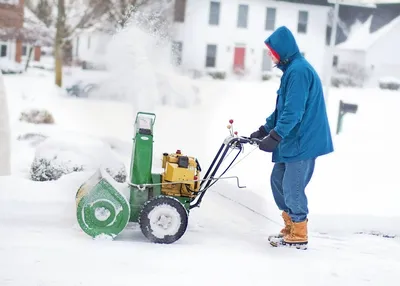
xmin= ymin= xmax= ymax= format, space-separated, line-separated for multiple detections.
xmin=139 ymin=196 xmax=188 ymax=244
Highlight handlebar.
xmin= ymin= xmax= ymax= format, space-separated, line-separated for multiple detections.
xmin=236 ymin=136 xmax=263 ymax=145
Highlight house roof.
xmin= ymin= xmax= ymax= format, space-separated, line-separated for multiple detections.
xmin=274 ymin=0 xmax=331 ymax=6
xmin=336 ymin=13 xmax=400 ymax=50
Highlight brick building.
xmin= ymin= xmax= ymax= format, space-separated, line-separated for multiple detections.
xmin=0 ymin=0 xmax=51 ymax=64
xmin=0 ymin=0 xmax=25 ymax=62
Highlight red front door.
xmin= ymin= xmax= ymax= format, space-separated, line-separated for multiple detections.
xmin=233 ymin=47 xmax=245 ymax=71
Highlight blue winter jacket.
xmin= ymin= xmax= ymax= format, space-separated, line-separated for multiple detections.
xmin=263 ymin=26 xmax=334 ymax=163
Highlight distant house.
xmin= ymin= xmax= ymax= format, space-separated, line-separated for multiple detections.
xmin=172 ymin=0 xmax=331 ymax=80
xmin=334 ymin=15 xmax=400 ymax=87
xmin=0 ymin=0 xmax=52 ymax=66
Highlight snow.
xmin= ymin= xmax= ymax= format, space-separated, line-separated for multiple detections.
xmin=1 ymin=70 xmax=399 ymax=285
xmin=1 ymin=34 xmax=400 ymax=286
xmin=379 ymin=76 xmax=400 ymax=85
xmin=0 ymin=58 xmax=24 ymax=74
xmin=147 ymin=203 xmax=182 ymax=239
xmin=31 ymin=136 xmax=126 ymax=181
xmin=0 ymin=71 xmax=11 ymax=176
xmin=94 ymin=206 xmax=111 ymax=221
xmin=337 ymin=15 xmax=400 ymax=51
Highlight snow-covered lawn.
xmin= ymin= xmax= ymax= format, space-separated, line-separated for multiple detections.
xmin=1 ymin=70 xmax=399 ymax=285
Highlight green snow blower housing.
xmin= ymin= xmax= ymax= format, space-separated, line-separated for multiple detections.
xmin=76 ymin=112 xmax=261 ymax=244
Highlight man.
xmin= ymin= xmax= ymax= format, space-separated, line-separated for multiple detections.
xmin=250 ymin=26 xmax=333 ymax=248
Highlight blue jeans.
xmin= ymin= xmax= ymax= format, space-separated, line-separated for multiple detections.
xmin=270 ymin=159 xmax=315 ymax=222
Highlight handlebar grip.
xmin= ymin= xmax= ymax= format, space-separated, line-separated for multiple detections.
xmin=238 ymin=136 xmax=261 ymax=145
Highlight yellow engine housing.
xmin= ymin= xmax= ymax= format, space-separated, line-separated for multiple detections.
xmin=161 ymin=151 xmax=201 ymax=198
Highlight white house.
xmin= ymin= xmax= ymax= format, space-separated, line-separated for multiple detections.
xmin=335 ymin=15 xmax=400 ymax=87
xmin=172 ymin=0 xmax=331 ymax=80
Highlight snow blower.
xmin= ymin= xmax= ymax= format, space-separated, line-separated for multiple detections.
xmin=75 ymin=112 xmax=261 ymax=243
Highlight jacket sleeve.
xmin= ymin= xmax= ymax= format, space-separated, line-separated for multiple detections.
xmin=263 ymin=110 xmax=276 ymax=133
xmin=273 ymin=71 xmax=309 ymax=139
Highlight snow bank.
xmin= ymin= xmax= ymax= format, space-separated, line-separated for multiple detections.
xmin=379 ymin=76 xmax=400 ymax=90
xmin=30 ymin=136 xmax=127 ymax=182
xmin=0 ymin=71 xmax=11 ymax=176
xmin=0 ymin=58 xmax=24 ymax=74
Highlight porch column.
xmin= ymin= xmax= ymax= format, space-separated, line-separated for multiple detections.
xmin=34 ymin=46 xmax=41 ymax=61
xmin=15 ymin=40 xmax=22 ymax=63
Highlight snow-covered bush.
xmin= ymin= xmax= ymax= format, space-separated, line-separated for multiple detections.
xmin=261 ymin=71 xmax=274 ymax=81
xmin=30 ymin=137 xmax=127 ymax=182
xmin=379 ymin=77 xmax=400 ymax=91
xmin=331 ymin=63 xmax=368 ymax=88
xmin=19 ymin=108 xmax=55 ymax=124
xmin=208 ymin=71 xmax=226 ymax=80
xmin=0 ymin=59 xmax=24 ymax=74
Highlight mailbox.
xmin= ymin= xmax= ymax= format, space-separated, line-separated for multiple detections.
xmin=336 ymin=100 xmax=358 ymax=134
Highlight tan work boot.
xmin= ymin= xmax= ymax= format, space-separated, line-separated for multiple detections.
xmin=268 ymin=211 xmax=292 ymax=241
xmin=279 ymin=211 xmax=292 ymax=237
xmin=283 ymin=219 xmax=308 ymax=245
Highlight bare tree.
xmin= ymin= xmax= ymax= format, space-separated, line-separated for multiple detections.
xmin=53 ymin=0 xmax=112 ymax=86
xmin=0 ymin=71 xmax=11 ymax=176
xmin=54 ymin=0 xmax=65 ymax=87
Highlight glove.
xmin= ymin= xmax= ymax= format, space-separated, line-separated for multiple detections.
xmin=250 ymin=125 xmax=268 ymax=139
xmin=259 ymin=130 xmax=282 ymax=152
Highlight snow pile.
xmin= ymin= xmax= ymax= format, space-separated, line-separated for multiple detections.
xmin=0 ymin=58 xmax=24 ymax=74
xmin=379 ymin=76 xmax=400 ymax=90
xmin=19 ymin=108 xmax=55 ymax=124
xmin=17 ymin=132 xmax=48 ymax=147
xmin=30 ymin=136 xmax=127 ymax=182
xmin=0 ymin=71 xmax=11 ymax=176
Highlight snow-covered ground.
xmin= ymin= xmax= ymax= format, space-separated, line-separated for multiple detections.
xmin=1 ymin=68 xmax=400 ymax=286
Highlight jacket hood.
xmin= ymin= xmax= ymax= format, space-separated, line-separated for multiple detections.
xmin=264 ymin=26 xmax=300 ymax=65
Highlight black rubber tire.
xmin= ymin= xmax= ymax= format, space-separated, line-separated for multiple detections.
xmin=139 ymin=195 xmax=188 ymax=244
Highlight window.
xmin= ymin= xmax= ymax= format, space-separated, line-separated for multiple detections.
xmin=0 ymin=44 xmax=7 ymax=57
xmin=174 ymin=0 xmax=186 ymax=22
xmin=325 ymin=26 xmax=331 ymax=45
xmin=333 ymin=55 xmax=338 ymax=67
xmin=298 ymin=11 xmax=308 ymax=34
xmin=172 ymin=41 xmax=183 ymax=66
xmin=265 ymin=8 xmax=276 ymax=31
xmin=22 ymin=45 xmax=27 ymax=56
xmin=262 ymin=49 xmax=272 ymax=71
xmin=75 ymin=37 xmax=80 ymax=57
xmin=209 ymin=1 xmax=220 ymax=25
xmin=206 ymin=44 xmax=217 ymax=68
xmin=237 ymin=4 xmax=248 ymax=28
